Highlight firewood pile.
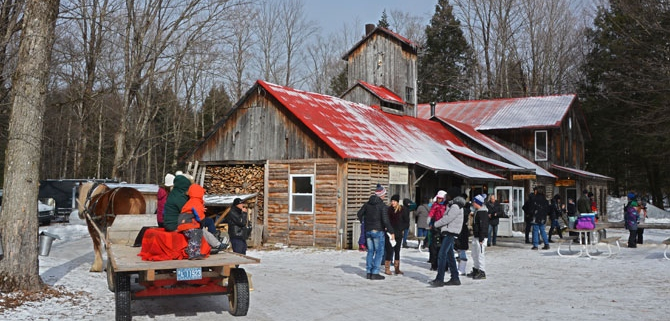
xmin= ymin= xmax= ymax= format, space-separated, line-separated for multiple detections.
xmin=204 ymin=164 xmax=265 ymax=222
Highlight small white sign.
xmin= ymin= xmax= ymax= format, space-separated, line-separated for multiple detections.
xmin=388 ymin=165 xmax=408 ymax=185
xmin=177 ymin=267 xmax=202 ymax=281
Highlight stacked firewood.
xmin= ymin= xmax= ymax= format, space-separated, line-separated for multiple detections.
xmin=204 ymin=164 xmax=264 ymax=221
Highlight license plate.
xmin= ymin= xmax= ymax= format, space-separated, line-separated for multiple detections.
xmin=176 ymin=267 xmax=202 ymax=281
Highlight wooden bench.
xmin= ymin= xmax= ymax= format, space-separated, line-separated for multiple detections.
xmin=556 ymin=236 xmax=582 ymax=257
xmin=664 ymin=238 xmax=670 ymax=260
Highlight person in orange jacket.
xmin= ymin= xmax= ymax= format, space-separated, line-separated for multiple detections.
xmin=178 ymin=184 xmax=207 ymax=260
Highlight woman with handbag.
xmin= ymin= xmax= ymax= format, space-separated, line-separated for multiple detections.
xmin=226 ymin=198 xmax=249 ymax=255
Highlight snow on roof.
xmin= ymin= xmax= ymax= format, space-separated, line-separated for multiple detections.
xmin=204 ymin=193 xmax=257 ymax=206
xmin=551 ymin=164 xmax=613 ymax=181
xmin=106 ymin=183 xmax=159 ymax=193
xmin=417 ymin=94 xmax=576 ymax=130
xmin=355 ymin=80 xmax=405 ymax=104
xmin=445 ymin=141 xmax=526 ymax=171
xmin=442 ymin=119 xmax=556 ymax=178
xmin=257 ymin=80 xmax=504 ymax=180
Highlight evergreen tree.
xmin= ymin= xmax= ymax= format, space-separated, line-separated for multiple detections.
xmin=581 ymin=0 xmax=670 ymax=200
xmin=378 ymin=10 xmax=390 ymax=29
xmin=201 ymin=85 xmax=233 ymax=135
xmin=329 ymin=65 xmax=349 ymax=97
xmin=417 ymin=0 xmax=475 ymax=103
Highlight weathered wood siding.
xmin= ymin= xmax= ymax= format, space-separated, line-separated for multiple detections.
xmin=345 ymin=161 xmax=388 ymax=248
xmin=192 ymin=92 xmax=335 ymax=162
xmin=341 ymin=86 xmax=378 ymax=108
xmin=265 ymin=159 xmax=340 ymax=248
xmin=346 ymin=32 xmax=416 ymax=109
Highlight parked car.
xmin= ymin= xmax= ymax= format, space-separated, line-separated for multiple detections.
xmin=0 ymin=190 xmax=54 ymax=225
xmin=38 ymin=198 xmax=55 ymax=225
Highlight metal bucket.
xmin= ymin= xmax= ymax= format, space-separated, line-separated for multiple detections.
xmin=39 ymin=231 xmax=60 ymax=256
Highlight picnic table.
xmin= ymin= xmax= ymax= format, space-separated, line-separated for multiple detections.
xmin=557 ymin=225 xmax=620 ymax=258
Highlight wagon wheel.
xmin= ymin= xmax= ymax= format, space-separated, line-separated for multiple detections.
xmin=114 ymin=272 xmax=131 ymax=321
xmin=227 ymin=268 xmax=250 ymax=316
xmin=106 ymin=259 xmax=115 ymax=292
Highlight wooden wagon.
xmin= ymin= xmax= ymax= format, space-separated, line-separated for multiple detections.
xmin=104 ymin=215 xmax=260 ymax=321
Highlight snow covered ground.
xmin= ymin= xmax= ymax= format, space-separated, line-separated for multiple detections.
xmin=2 ymin=198 xmax=670 ymax=320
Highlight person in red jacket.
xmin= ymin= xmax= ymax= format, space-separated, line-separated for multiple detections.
xmin=156 ymin=173 xmax=174 ymax=228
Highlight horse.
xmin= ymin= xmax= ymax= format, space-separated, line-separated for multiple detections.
xmin=77 ymin=182 xmax=146 ymax=272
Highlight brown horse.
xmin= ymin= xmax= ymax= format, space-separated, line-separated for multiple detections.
xmin=77 ymin=182 xmax=146 ymax=272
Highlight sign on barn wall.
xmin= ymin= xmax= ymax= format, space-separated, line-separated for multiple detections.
xmin=388 ymin=165 xmax=408 ymax=185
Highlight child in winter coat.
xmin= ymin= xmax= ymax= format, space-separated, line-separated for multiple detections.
xmin=178 ymin=184 xmax=209 ymax=260
xmin=625 ymin=201 xmax=641 ymax=248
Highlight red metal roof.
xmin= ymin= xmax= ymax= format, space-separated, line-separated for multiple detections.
xmin=417 ymin=95 xmax=577 ymax=130
xmin=256 ymin=80 xmax=504 ymax=180
xmin=355 ymin=80 xmax=405 ymax=104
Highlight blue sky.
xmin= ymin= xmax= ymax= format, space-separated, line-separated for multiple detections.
xmin=303 ymin=0 xmax=437 ymax=36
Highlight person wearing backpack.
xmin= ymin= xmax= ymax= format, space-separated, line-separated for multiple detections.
xmin=456 ymin=194 xmax=471 ymax=276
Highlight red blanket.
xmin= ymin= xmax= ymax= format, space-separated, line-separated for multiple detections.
xmin=138 ymin=228 xmax=211 ymax=261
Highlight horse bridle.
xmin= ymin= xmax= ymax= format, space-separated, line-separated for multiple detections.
xmin=83 ymin=183 xmax=121 ymax=230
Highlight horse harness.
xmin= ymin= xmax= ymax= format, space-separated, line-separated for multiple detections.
xmin=83 ymin=182 xmax=123 ymax=232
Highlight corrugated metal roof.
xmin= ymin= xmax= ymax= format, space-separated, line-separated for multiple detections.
xmin=441 ymin=119 xmax=557 ymax=178
xmin=257 ymin=80 xmax=504 ymax=180
xmin=551 ymin=164 xmax=613 ymax=181
xmin=417 ymin=95 xmax=576 ymax=130
xmin=356 ymin=80 xmax=405 ymax=104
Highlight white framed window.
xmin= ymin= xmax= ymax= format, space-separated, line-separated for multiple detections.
xmin=289 ymin=174 xmax=314 ymax=214
xmin=535 ymin=130 xmax=548 ymax=161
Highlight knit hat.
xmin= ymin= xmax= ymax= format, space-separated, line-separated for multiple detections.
xmin=435 ymin=190 xmax=447 ymax=199
xmin=630 ymin=201 xmax=638 ymax=207
xmin=375 ymin=184 xmax=387 ymax=197
xmin=164 ymin=173 xmax=175 ymax=187
xmin=391 ymin=194 xmax=400 ymax=202
xmin=627 ymin=192 xmax=636 ymax=200
xmin=474 ymin=194 xmax=486 ymax=206
xmin=233 ymin=198 xmax=243 ymax=207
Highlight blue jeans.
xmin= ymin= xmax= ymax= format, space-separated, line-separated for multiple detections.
xmin=532 ymin=223 xmax=549 ymax=247
xmin=365 ymin=230 xmax=385 ymax=274
xmin=417 ymin=228 xmax=427 ymax=238
xmin=436 ymin=233 xmax=458 ymax=282
xmin=402 ymin=228 xmax=409 ymax=246
xmin=487 ymin=224 xmax=498 ymax=245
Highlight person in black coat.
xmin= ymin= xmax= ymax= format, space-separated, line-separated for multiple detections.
xmin=470 ymin=194 xmax=489 ymax=280
xmin=548 ymin=195 xmax=565 ymax=242
xmin=486 ymin=194 xmax=501 ymax=246
xmin=226 ymin=198 xmax=249 ymax=255
xmin=530 ymin=187 xmax=550 ymax=250
xmin=522 ymin=192 xmax=535 ymax=244
xmin=357 ymin=184 xmax=394 ymax=280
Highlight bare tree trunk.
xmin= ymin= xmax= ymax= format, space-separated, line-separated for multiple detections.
xmin=0 ymin=0 xmax=59 ymax=292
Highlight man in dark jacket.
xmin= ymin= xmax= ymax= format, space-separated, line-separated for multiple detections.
xmin=226 ymin=198 xmax=249 ymax=255
xmin=530 ymin=187 xmax=550 ymax=250
xmin=548 ymin=195 xmax=564 ymax=243
xmin=470 ymin=194 xmax=489 ymax=280
xmin=486 ymin=194 xmax=501 ymax=246
xmin=522 ymin=192 xmax=534 ymax=244
xmin=357 ymin=184 xmax=394 ymax=280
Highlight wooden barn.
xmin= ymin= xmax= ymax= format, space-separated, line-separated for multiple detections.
xmin=185 ymin=80 xmax=515 ymax=249
xmin=418 ymin=95 xmax=613 ymax=221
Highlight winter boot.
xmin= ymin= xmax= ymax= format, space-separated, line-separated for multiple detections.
xmin=384 ymin=261 xmax=392 ymax=275
xmin=473 ymin=270 xmax=486 ymax=280
xmin=466 ymin=268 xmax=480 ymax=278
xmin=458 ymin=260 xmax=467 ymax=276
xmin=394 ymin=260 xmax=404 ymax=275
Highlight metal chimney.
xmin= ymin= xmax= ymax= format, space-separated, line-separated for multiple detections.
xmin=430 ymin=101 xmax=436 ymax=118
